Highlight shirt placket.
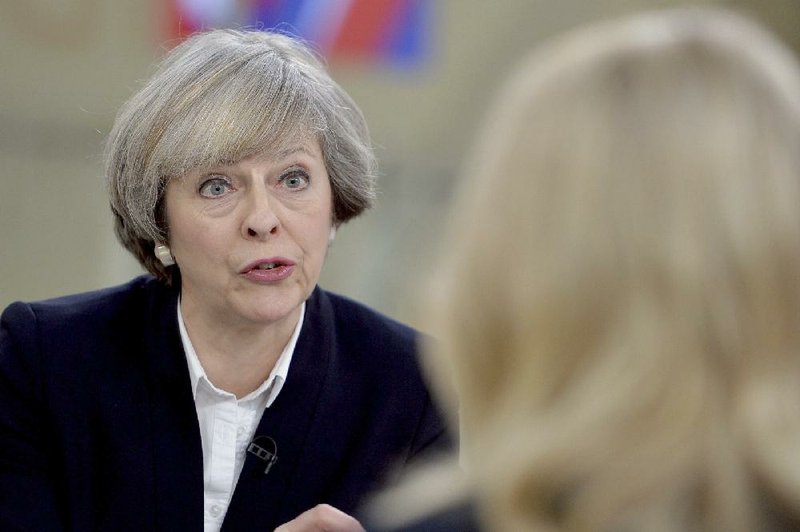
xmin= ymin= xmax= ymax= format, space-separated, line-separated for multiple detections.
xmin=205 ymin=395 xmax=238 ymax=527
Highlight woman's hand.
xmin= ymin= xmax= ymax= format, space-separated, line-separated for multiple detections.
xmin=274 ymin=504 xmax=365 ymax=532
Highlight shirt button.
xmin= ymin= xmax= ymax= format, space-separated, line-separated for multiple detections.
xmin=237 ymin=426 xmax=245 ymax=437
xmin=209 ymin=504 xmax=222 ymax=517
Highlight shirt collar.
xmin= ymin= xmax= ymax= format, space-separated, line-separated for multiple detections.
xmin=177 ymin=300 xmax=304 ymax=407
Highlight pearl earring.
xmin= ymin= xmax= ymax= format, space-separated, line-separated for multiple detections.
xmin=328 ymin=226 xmax=337 ymax=243
xmin=154 ymin=243 xmax=175 ymax=267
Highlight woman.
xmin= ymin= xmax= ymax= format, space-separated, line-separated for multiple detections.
xmin=368 ymin=8 xmax=800 ymax=532
xmin=0 ymin=30 xmax=450 ymax=531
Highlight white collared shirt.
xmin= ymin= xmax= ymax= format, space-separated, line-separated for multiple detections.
xmin=177 ymin=302 xmax=304 ymax=532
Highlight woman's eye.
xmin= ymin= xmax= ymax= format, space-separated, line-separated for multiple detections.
xmin=280 ymin=170 xmax=310 ymax=190
xmin=199 ymin=177 xmax=231 ymax=198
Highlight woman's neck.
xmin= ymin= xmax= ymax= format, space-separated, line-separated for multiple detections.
xmin=179 ymin=301 xmax=302 ymax=399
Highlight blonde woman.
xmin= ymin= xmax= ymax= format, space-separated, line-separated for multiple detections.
xmin=368 ymin=7 xmax=800 ymax=532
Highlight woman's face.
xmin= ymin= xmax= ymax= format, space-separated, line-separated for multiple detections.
xmin=164 ymin=138 xmax=333 ymax=329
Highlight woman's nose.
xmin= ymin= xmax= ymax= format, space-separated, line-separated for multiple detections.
xmin=242 ymin=191 xmax=280 ymax=239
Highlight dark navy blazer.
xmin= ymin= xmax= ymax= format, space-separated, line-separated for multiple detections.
xmin=0 ymin=275 xmax=450 ymax=531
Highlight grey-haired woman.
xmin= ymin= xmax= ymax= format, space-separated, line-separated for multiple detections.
xmin=0 ymin=29 xmax=450 ymax=532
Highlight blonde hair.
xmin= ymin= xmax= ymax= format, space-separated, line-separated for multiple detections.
xmin=427 ymin=8 xmax=800 ymax=531
xmin=105 ymin=29 xmax=376 ymax=281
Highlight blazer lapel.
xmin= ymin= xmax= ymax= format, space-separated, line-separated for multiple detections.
xmin=222 ymin=288 xmax=333 ymax=531
xmin=143 ymin=280 xmax=205 ymax=531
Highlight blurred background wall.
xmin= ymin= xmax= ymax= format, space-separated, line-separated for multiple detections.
xmin=1 ymin=0 xmax=798 ymax=330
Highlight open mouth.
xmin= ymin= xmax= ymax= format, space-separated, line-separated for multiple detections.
xmin=241 ymin=258 xmax=296 ymax=281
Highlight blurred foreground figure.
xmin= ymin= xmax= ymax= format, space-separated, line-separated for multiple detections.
xmin=368 ymin=7 xmax=800 ymax=532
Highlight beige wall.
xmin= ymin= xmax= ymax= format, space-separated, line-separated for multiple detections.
xmin=2 ymin=0 xmax=799 ymax=329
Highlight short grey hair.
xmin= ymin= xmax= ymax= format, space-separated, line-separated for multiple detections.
xmin=105 ymin=29 xmax=377 ymax=281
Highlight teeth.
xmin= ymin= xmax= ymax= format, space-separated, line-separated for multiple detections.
xmin=256 ymin=263 xmax=278 ymax=270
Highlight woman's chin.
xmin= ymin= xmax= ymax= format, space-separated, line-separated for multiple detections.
xmin=230 ymin=293 xmax=305 ymax=327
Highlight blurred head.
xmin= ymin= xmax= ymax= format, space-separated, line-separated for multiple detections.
xmin=428 ymin=8 xmax=800 ymax=531
xmin=105 ymin=29 xmax=376 ymax=283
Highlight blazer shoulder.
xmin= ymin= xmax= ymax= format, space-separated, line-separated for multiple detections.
xmin=0 ymin=275 xmax=173 ymax=356
xmin=309 ymin=289 xmax=454 ymax=463
xmin=3 ymin=275 xmax=162 ymax=325
xmin=316 ymin=288 xmax=419 ymax=348
xmin=307 ymin=288 xmax=430 ymax=388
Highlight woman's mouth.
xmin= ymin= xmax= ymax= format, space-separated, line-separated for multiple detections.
xmin=241 ymin=258 xmax=296 ymax=282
